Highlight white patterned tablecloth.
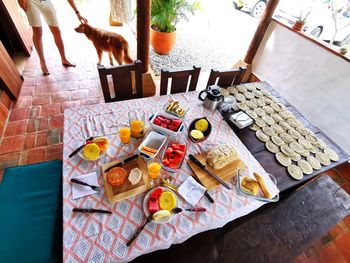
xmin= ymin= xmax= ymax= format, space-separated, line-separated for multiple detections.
xmin=63 ymin=92 xmax=274 ymax=262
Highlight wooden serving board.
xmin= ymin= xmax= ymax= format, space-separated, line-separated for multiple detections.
xmin=187 ymin=152 xmax=246 ymax=191
xmin=102 ymin=156 xmax=151 ymax=203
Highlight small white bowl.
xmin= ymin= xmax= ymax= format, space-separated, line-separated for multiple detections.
xmin=142 ymin=187 xmax=177 ymax=224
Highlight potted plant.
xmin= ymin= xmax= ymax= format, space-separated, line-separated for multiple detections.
xmin=151 ymin=0 xmax=200 ymax=55
xmin=292 ymin=8 xmax=311 ymax=31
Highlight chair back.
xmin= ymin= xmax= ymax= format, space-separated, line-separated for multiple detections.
xmin=98 ymin=60 xmax=143 ymax=102
xmin=206 ymin=67 xmax=247 ymax=88
xmin=160 ymin=66 xmax=201 ymax=95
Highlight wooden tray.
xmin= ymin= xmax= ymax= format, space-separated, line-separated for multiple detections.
xmin=187 ymin=152 xmax=246 ymax=191
xmin=102 ymin=155 xmax=151 ymax=203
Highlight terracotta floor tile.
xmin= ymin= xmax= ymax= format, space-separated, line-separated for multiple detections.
xmin=318 ymin=242 xmax=347 ymax=263
xmin=61 ymin=101 xmax=81 ymax=111
xmin=328 ymin=223 xmax=346 ymax=239
xmin=24 ymin=134 xmax=36 ymax=149
xmin=50 ymin=115 xmax=64 ymax=129
xmin=52 ymin=91 xmax=71 ymax=103
xmin=0 ymin=152 xmax=21 ymax=169
xmin=26 ymin=148 xmax=47 ymax=165
xmin=9 ymin=108 xmax=30 ymax=122
xmin=32 ymin=95 xmax=51 ymax=106
xmin=71 ymin=89 xmax=89 ymax=101
xmin=13 ymin=96 xmax=32 ymax=109
xmin=29 ymin=106 xmax=41 ymax=119
xmin=40 ymin=103 xmax=61 ymax=117
xmin=26 ymin=118 xmax=50 ymax=133
xmin=35 ymin=131 xmax=48 ymax=147
xmin=344 ymin=215 xmax=350 ymax=229
xmin=0 ymin=136 xmax=25 ymax=154
xmin=4 ymin=120 xmax=27 ymax=137
xmin=334 ymin=232 xmax=350 ymax=261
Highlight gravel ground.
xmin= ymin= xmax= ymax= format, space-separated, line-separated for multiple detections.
xmin=150 ymin=22 xmax=239 ymax=76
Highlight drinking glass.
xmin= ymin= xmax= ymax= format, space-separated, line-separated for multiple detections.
xmin=119 ymin=127 xmax=131 ymax=144
xmin=129 ymin=109 xmax=145 ymax=139
xmin=147 ymin=160 xmax=162 ymax=185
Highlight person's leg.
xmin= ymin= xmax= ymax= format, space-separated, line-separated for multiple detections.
xmin=48 ymin=26 xmax=75 ymax=67
xmin=32 ymin=27 xmax=50 ymax=75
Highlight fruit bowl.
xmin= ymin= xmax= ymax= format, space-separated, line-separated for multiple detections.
xmin=188 ymin=117 xmax=212 ymax=143
xmin=149 ymin=113 xmax=185 ymax=137
xmin=78 ymin=137 xmax=109 ymax=161
xmin=143 ymin=187 xmax=178 ymax=224
xmin=161 ymin=138 xmax=187 ymax=173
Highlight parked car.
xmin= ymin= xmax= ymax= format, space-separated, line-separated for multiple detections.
xmin=233 ymin=0 xmax=350 ymax=47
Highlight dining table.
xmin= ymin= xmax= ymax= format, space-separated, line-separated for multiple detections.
xmin=62 ymin=82 xmax=348 ymax=262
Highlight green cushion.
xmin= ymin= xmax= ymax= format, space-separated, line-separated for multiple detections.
xmin=0 ymin=160 xmax=62 ymax=263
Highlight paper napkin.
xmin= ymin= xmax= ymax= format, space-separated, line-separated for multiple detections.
xmin=71 ymin=172 xmax=99 ymax=199
xmin=178 ymin=176 xmax=206 ymax=206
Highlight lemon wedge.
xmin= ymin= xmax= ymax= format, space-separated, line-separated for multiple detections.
xmin=159 ymin=191 xmax=177 ymax=211
xmin=195 ymin=119 xmax=209 ymax=132
xmin=83 ymin=143 xmax=100 ymax=160
xmin=190 ymin=129 xmax=204 ymax=140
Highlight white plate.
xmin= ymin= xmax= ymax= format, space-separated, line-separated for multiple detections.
xmin=142 ymin=187 xmax=177 ymax=224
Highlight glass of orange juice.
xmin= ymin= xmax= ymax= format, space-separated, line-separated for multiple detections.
xmin=129 ymin=109 xmax=145 ymax=139
xmin=147 ymin=160 xmax=162 ymax=183
xmin=119 ymin=127 xmax=131 ymax=144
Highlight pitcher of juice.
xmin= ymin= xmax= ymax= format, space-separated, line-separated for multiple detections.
xmin=129 ymin=109 xmax=145 ymax=139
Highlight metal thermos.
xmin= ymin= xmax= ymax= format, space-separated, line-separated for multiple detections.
xmin=198 ymin=85 xmax=223 ymax=110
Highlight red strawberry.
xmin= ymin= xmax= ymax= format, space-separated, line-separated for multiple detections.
xmin=153 ymin=118 xmax=161 ymax=125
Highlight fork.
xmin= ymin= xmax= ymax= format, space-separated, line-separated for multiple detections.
xmin=71 ymin=178 xmax=100 ymax=191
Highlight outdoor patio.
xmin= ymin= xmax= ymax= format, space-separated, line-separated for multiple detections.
xmin=0 ymin=0 xmax=350 ymax=262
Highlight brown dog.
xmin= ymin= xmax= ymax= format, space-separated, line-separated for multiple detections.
xmin=75 ymin=24 xmax=133 ymax=65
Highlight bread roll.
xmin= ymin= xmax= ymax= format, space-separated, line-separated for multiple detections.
xmin=241 ymin=177 xmax=259 ymax=196
xmin=253 ymin=172 xmax=273 ymax=199
xmin=206 ymin=144 xmax=237 ymax=169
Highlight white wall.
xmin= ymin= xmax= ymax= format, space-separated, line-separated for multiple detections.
xmin=253 ymin=21 xmax=350 ymax=155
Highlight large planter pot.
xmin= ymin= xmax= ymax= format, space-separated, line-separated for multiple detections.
xmin=150 ymin=27 xmax=176 ymax=55
xmin=292 ymin=20 xmax=305 ymax=31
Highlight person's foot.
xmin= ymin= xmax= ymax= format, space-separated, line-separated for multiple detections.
xmin=62 ymin=59 xmax=76 ymax=67
xmin=40 ymin=62 xmax=50 ymax=76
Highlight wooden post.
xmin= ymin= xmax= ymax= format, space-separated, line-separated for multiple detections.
xmin=136 ymin=0 xmax=150 ymax=73
xmin=243 ymin=0 xmax=280 ymax=64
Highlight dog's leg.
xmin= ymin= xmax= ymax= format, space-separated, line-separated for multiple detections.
xmin=108 ymin=52 xmax=114 ymax=66
xmin=112 ymin=49 xmax=123 ymax=65
xmin=94 ymin=46 xmax=103 ymax=65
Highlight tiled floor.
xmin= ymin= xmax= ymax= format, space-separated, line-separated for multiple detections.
xmin=0 ymin=1 xmax=349 ymax=262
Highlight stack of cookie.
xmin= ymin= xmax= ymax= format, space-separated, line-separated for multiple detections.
xmin=220 ymin=84 xmax=339 ymax=180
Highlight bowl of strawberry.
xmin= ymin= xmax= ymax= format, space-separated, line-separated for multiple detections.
xmin=150 ymin=114 xmax=184 ymax=136
xmin=161 ymin=139 xmax=187 ymax=172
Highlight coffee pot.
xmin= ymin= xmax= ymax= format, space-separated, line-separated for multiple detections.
xmin=198 ymin=85 xmax=223 ymax=110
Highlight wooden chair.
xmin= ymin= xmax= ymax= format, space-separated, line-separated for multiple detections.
xmin=206 ymin=67 xmax=247 ymax=88
xmin=160 ymin=66 xmax=201 ymax=95
xmin=98 ymin=60 xmax=143 ymax=103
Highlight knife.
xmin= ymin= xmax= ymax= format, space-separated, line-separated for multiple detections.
xmin=104 ymin=154 xmax=139 ymax=173
xmin=69 ymin=136 xmax=94 ymax=158
xmin=188 ymin=154 xmax=231 ymax=190
xmin=187 ymin=164 xmax=215 ymax=203
xmin=72 ymin=208 xmax=112 ymax=214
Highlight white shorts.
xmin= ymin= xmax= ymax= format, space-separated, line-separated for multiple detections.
xmin=25 ymin=0 xmax=59 ymax=27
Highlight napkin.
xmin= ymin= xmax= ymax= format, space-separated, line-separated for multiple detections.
xmin=178 ymin=176 xmax=206 ymax=206
xmin=71 ymin=172 xmax=99 ymax=199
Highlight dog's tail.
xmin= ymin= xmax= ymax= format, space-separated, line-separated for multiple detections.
xmin=123 ymin=42 xmax=133 ymax=64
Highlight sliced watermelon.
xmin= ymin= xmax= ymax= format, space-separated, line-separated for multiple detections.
xmin=150 ymin=188 xmax=163 ymax=200
xmin=148 ymin=198 xmax=159 ymax=214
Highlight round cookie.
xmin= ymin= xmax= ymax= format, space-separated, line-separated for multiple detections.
xmin=271 ymin=135 xmax=285 ymax=146
xmin=287 ymin=164 xmax=304 ymax=180
xmin=316 ymin=139 xmax=327 ymax=150
xmin=315 ymin=152 xmax=331 ymax=166
xmin=279 ymin=110 xmax=294 ymax=120
xmin=260 ymin=88 xmax=271 ymax=96
xmin=279 ymin=121 xmax=292 ymax=131
xmin=280 ymin=132 xmax=295 ymax=144
xmin=289 ymin=141 xmax=304 ymax=155
xmin=254 ymin=108 xmax=266 ymax=117
xmin=249 ymin=124 xmax=261 ymax=131
xmin=290 ymin=153 xmax=302 ymax=162
xmin=276 ymin=152 xmax=292 ymax=167
xmin=287 ymin=118 xmax=303 ymax=128
xmin=237 ymin=85 xmax=247 ymax=93
xmin=297 ymin=160 xmax=313 ymax=175
xmin=227 ymin=86 xmax=239 ymax=95
xmin=324 ymin=148 xmax=339 ymax=162
xmin=262 ymin=126 xmax=276 ymax=137
xmin=262 ymin=115 xmax=275 ymax=125
xmin=270 ymin=103 xmax=285 ymax=112
xmin=262 ymin=106 xmax=274 ymax=115
xmin=280 ymin=145 xmax=296 ymax=157
xmin=266 ymin=141 xmax=280 ymax=153
xmin=288 ymin=128 xmax=303 ymax=140
xmin=255 ymin=118 xmax=267 ymax=128
xmin=253 ymin=98 xmax=265 ymax=107
xmin=238 ymin=102 xmax=250 ymax=111
xmin=252 ymin=90 xmax=263 ymax=98
xmin=256 ymin=130 xmax=270 ymax=142
xmin=298 ymin=138 xmax=312 ymax=149
xmin=220 ymin=88 xmax=230 ymax=97
xmin=299 ymin=148 xmax=310 ymax=157
xmin=246 ymin=110 xmax=258 ymax=119
xmin=263 ymin=97 xmax=274 ymax=105
xmin=305 ymin=133 xmax=318 ymax=145
xmin=296 ymin=126 xmax=312 ymax=136
xmin=243 ymin=91 xmax=254 ymax=100
xmin=271 ymin=123 xmax=284 ymax=134
xmin=246 ymin=100 xmax=258 ymax=109
xmin=271 ymin=113 xmax=283 ymax=123
xmin=235 ymin=93 xmax=246 ymax=102
xmin=307 ymin=155 xmax=321 ymax=170
xmin=246 ymin=85 xmax=256 ymax=91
